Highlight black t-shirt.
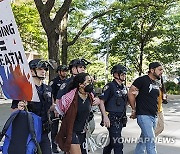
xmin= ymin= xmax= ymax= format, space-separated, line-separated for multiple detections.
xmin=73 ymin=95 xmax=91 ymax=132
xmin=133 ymin=75 xmax=160 ymax=116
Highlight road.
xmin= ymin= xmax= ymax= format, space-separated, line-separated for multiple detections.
xmin=0 ymin=96 xmax=180 ymax=154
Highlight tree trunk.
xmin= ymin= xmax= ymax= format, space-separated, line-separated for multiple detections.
xmin=139 ymin=42 xmax=144 ymax=76
xmin=48 ymin=31 xmax=60 ymax=81
xmin=60 ymin=12 xmax=68 ymax=65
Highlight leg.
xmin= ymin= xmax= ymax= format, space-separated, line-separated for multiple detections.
xmin=136 ymin=115 xmax=157 ymax=154
xmin=134 ymin=133 xmax=146 ymax=154
xmin=69 ymin=144 xmax=81 ymax=154
xmin=40 ymin=133 xmax=52 ymax=154
xmin=103 ymin=122 xmax=123 ymax=154
xmin=78 ymin=133 xmax=87 ymax=154
xmin=155 ymin=112 xmax=164 ymax=136
xmin=51 ymin=120 xmax=60 ymax=152
xmin=71 ymin=132 xmax=87 ymax=154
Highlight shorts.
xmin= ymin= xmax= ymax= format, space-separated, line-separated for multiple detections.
xmin=71 ymin=132 xmax=86 ymax=144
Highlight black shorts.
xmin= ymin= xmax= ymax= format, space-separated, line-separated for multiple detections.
xmin=71 ymin=132 xmax=86 ymax=144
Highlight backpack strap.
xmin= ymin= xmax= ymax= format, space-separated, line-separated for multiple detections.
xmin=27 ymin=112 xmax=42 ymax=154
xmin=0 ymin=110 xmax=20 ymax=141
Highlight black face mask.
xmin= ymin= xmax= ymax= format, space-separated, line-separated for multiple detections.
xmin=84 ymin=84 xmax=94 ymax=93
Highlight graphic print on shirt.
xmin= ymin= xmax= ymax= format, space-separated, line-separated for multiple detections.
xmin=149 ymin=83 xmax=159 ymax=93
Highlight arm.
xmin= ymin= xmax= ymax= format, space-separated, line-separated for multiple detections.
xmin=128 ymin=85 xmax=139 ymax=119
xmin=98 ymin=99 xmax=110 ymax=128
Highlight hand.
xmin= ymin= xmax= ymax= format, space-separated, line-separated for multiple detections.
xmin=130 ymin=111 xmax=136 ymax=119
xmin=103 ymin=115 xmax=110 ymax=128
xmin=93 ymin=97 xmax=101 ymax=105
xmin=17 ymin=101 xmax=26 ymax=110
xmin=54 ymin=109 xmax=59 ymax=117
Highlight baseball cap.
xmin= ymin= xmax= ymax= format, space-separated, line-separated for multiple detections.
xmin=149 ymin=62 xmax=161 ymax=70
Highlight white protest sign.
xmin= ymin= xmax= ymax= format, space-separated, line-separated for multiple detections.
xmin=0 ymin=0 xmax=39 ymax=101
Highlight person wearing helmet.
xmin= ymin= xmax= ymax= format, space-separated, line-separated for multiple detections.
xmin=55 ymin=58 xmax=97 ymax=154
xmin=49 ymin=65 xmax=68 ymax=153
xmin=68 ymin=58 xmax=91 ymax=75
xmin=28 ymin=59 xmax=53 ymax=154
xmin=98 ymin=64 xmax=128 ymax=154
xmin=10 ymin=59 xmax=53 ymax=154
xmin=56 ymin=58 xmax=91 ymax=99
xmin=50 ymin=65 xmax=69 ymax=101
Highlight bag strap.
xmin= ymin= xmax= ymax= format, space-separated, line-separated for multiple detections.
xmin=0 ymin=110 xmax=21 ymax=141
xmin=27 ymin=112 xmax=42 ymax=154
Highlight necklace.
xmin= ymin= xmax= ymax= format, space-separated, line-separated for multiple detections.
xmin=78 ymin=91 xmax=88 ymax=103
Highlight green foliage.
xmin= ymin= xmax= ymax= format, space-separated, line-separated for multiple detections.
xmin=12 ymin=2 xmax=48 ymax=58
xmin=165 ymin=81 xmax=180 ymax=94
xmin=96 ymin=0 xmax=180 ymax=76
xmin=94 ymin=80 xmax=105 ymax=88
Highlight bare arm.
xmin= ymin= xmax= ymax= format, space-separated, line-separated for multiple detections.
xmin=128 ymin=85 xmax=139 ymax=119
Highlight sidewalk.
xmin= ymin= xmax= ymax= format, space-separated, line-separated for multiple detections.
xmin=89 ymin=109 xmax=180 ymax=154
xmin=0 ymin=97 xmax=180 ymax=154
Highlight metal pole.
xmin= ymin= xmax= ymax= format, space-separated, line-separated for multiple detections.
xmin=105 ymin=15 xmax=111 ymax=84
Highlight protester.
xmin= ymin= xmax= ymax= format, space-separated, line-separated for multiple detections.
xmin=49 ymin=65 xmax=68 ymax=153
xmin=98 ymin=64 xmax=128 ymax=154
xmin=55 ymin=58 xmax=99 ymax=138
xmin=55 ymin=72 xmax=95 ymax=154
xmin=128 ymin=62 xmax=163 ymax=154
xmin=11 ymin=59 xmax=53 ymax=154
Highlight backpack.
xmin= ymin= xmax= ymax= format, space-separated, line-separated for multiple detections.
xmin=0 ymin=110 xmax=42 ymax=154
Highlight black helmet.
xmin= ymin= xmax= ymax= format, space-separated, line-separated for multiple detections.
xmin=68 ymin=58 xmax=91 ymax=70
xmin=111 ymin=64 xmax=127 ymax=74
xmin=29 ymin=59 xmax=50 ymax=71
xmin=56 ymin=65 xmax=68 ymax=73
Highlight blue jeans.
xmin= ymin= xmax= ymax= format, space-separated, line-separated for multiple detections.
xmin=134 ymin=115 xmax=157 ymax=154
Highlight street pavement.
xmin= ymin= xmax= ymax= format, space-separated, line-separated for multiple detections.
xmin=0 ymin=96 xmax=180 ymax=154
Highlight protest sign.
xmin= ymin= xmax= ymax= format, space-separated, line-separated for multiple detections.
xmin=0 ymin=0 xmax=39 ymax=101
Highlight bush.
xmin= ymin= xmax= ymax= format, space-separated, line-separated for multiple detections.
xmin=165 ymin=81 xmax=180 ymax=95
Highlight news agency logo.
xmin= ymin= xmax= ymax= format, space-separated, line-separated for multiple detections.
xmin=83 ymin=133 xmax=176 ymax=152
xmin=95 ymin=133 xmax=176 ymax=146
xmin=95 ymin=132 xmax=110 ymax=148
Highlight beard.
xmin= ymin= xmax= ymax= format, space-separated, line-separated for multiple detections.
xmin=153 ymin=72 xmax=161 ymax=80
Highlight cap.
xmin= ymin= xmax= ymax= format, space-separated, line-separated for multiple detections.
xmin=149 ymin=62 xmax=161 ymax=70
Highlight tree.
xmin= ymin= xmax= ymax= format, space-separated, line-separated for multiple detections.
xmin=97 ymin=0 xmax=180 ymax=76
xmin=33 ymin=0 xmax=112 ymax=80
xmin=12 ymin=2 xmax=48 ymax=58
